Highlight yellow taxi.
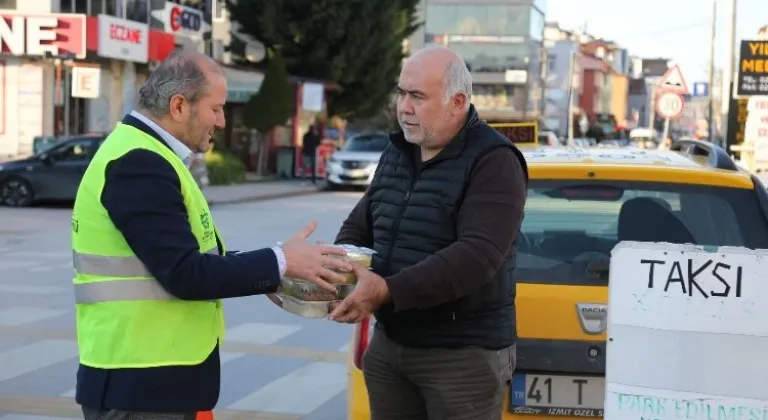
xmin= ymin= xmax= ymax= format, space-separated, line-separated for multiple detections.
xmin=347 ymin=140 xmax=768 ymax=419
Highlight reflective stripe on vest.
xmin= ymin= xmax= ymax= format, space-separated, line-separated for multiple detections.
xmin=73 ymin=247 xmax=218 ymax=304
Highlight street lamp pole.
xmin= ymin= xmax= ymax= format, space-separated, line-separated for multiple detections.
xmin=720 ymin=0 xmax=738 ymax=146
xmin=707 ymin=0 xmax=717 ymax=142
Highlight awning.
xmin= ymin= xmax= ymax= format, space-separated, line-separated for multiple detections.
xmin=223 ymin=66 xmax=264 ymax=103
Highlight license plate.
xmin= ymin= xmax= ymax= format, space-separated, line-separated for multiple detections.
xmin=343 ymin=167 xmax=366 ymax=175
xmin=510 ymin=374 xmax=605 ymax=417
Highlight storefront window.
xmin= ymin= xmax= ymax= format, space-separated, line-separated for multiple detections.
xmin=426 ymin=4 xmax=531 ymax=37
xmin=447 ymin=43 xmax=530 ymax=73
xmin=529 ymin=9 xmax=545 ymax=41
xmin=472 ymin=85 xmax=526 ymax=111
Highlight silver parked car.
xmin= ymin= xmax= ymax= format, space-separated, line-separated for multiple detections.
xmin=324 ymin=132 xmax=389 ymax=190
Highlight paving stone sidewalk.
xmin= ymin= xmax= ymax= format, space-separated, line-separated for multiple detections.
xmin=203 ymin=180 xmax=322 ymax=205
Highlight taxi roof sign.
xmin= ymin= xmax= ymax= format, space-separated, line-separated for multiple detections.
xmin=489 ymin=122 xmax=538 ymax=145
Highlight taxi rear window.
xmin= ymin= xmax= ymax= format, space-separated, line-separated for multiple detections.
xmin=515 ymin=180 xmax=768 ymax=285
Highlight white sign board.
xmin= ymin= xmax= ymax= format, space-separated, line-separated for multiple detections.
xmin=71 ymin=67 xmax=101 ymax=99
xmin=606 ymin=242 xmax=768 ymax=420
xmin=301 ymin=82 xmax=324 ymax=112
xmin=97 ymin=14 xmax=148 ymax=63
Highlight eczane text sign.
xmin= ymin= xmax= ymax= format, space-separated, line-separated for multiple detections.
xmin=605 ymin=242 xmax=768 ymax=420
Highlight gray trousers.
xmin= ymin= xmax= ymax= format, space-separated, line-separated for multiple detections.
xmin=363 ymin=325 xmax=516 ymax=420
xmin=81 ymin=407 xmax=196 ymax=420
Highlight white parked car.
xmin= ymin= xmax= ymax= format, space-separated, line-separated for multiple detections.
xmin=324 ymin=132 xmax=389 ymax=190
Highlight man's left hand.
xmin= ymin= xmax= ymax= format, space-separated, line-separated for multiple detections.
xmin=329 ymin=263 xmax=389 ymax=324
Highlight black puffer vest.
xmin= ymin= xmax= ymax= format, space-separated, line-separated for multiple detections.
xmin=369 ymin=107 xmax=527 ymax=350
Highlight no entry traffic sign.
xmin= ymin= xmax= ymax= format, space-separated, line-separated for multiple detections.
xmin=655 ymin=92 xmax=685 ymax=119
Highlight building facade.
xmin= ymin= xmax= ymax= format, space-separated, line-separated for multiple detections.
xmin=0 ymin=0 xmax=179 ymax=157
xmin=0 ymin=0 xmax=273 ymax=158
xmin=420 ymin=0 xmax=546 ymax=121
xmin=543 ymin=39 xmax=580 ymax=135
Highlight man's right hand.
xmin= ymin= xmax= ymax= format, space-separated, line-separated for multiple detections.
xmin=281 ymin=221 xmax=353 ymax=292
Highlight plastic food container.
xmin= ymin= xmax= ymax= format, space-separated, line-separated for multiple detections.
xmin=280 ymin=277 xmax=338 ymax=301
xmin=278 ymin=293 xmax=331 ymax=318
xmin=280 ymin=277 xmax=357 ymax=300
xmin=337 ymin=283 xmax=356 ymax=299
xmin=326 ymin=244 xmax=376 ymax=285
xmin=329 ymin=244 xmax=376 ymax=268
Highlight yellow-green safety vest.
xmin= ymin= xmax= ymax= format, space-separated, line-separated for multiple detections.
xmin=72 ymin=122 xmax=226 ymax=369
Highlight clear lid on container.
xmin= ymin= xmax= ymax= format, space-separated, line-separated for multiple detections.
xmin=275 ymin=242 xmax=376 ymax=258
xmin=330 ymin=244 xmax=376 ymax=258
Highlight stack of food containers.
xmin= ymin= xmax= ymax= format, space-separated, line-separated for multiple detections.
xmin=276 ymin=244 xmax=376 ymax=318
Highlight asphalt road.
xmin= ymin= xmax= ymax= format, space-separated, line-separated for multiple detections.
xmin=0 ymin=191 xmax=365 ymax=420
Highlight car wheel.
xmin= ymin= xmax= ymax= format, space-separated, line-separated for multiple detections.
xmin=0 ymin=176 xmax=34 ymax=207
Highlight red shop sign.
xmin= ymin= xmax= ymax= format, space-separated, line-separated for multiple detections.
xmin=0 ymin=13 xmax=86 ymax=58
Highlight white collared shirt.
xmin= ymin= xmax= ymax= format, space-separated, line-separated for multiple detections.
xmin=130 ymin=110 xmax=193 ymax=168
xmin=128 ymin=110 xmax=287 ymax=277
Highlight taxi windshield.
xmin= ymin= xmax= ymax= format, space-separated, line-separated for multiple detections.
xmin=515 ymin=180 xmax=768 ymax=285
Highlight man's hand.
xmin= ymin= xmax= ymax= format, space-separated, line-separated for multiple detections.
xmin=329 ymin=262 xmax=389 ymax=323
xmin=281 ymin=221 xmax=353 ymax=292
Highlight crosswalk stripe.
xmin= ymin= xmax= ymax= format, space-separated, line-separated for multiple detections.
xmin=225 ymin=323 xmax=302 ymax=345
xmin=27 ymin=267 xmax=55 ymax=273
xmin=0 ymin=285 xmax=67 ymax=295
xmin=226 ymin=362 xmax=347 ymax=414
xmin=0 ymin=415 xmax=78 ymax=420
xmin=0 ymin=261 xmax=37 ymax=270
xmin=59 ymin=351 xmax=247 ymax=399
xmin=7 ymin=252 xmax=69 ymax=259
xmin=0 ymin=308 xmax=68 ymax=326
xmin=0 ymin=340 xmax=77 ymax=382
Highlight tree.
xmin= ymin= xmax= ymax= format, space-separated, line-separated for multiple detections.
xmin=244 ymin=47 xmax=294 ymax=133
xmin=243 ymin=48 xmax=294 ymax=174
xmin=226 ymin=0 xmax=421 ymax=119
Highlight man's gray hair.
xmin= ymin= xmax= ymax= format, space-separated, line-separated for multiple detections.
xmin=137 ymin=51 xmax=218 ymax=118
xmin=443 ymin=60 xmax=472 ymax=109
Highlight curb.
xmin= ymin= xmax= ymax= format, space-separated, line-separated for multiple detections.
xmin=206 ymin=188 xmax=323 ymax=206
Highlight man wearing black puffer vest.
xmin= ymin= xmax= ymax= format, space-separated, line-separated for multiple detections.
xmin=329 ymin=45 xmax=528 ymax=420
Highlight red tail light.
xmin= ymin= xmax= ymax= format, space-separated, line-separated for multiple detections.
xmin=353 ymin=316 xmax=372 ymax=369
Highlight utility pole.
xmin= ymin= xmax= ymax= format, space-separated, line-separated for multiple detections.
xmin=707 ymin=0 xmax=717 ymax=142
xmin=720 ymin=0 xmax=738 ymax=146
xmin=567 ymin=49 xmax=576 ymax=145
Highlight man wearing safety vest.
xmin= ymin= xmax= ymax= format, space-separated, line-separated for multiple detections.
xmin=71 ymin=51 xmax=351 ymax=420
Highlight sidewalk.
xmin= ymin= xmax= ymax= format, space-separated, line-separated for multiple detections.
xmin=203 ymin=180 xmax=322 ymax=205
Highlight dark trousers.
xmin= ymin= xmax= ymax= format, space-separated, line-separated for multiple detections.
xmin=81 ymin=407 xmax=196 ymax=420
xmin=363 ymin=325 xmax=516 ymax=420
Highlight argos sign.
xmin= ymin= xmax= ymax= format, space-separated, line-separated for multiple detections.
xmin=151 ymin=2 xmax=208 ymax=37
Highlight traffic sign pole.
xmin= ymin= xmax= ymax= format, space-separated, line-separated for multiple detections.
xmin=662 ymin=118 xmax=671 ymax=143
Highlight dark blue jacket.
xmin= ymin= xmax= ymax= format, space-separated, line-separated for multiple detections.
xmin=75 ymin=114 xmax=281 ymax=412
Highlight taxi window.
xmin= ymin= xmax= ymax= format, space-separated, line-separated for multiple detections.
xmin=515 ymin=180 xmax=768 ymax=285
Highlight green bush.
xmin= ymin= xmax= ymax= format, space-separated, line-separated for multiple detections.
xmin=205 ymin=149 xmax=246 ymax=185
